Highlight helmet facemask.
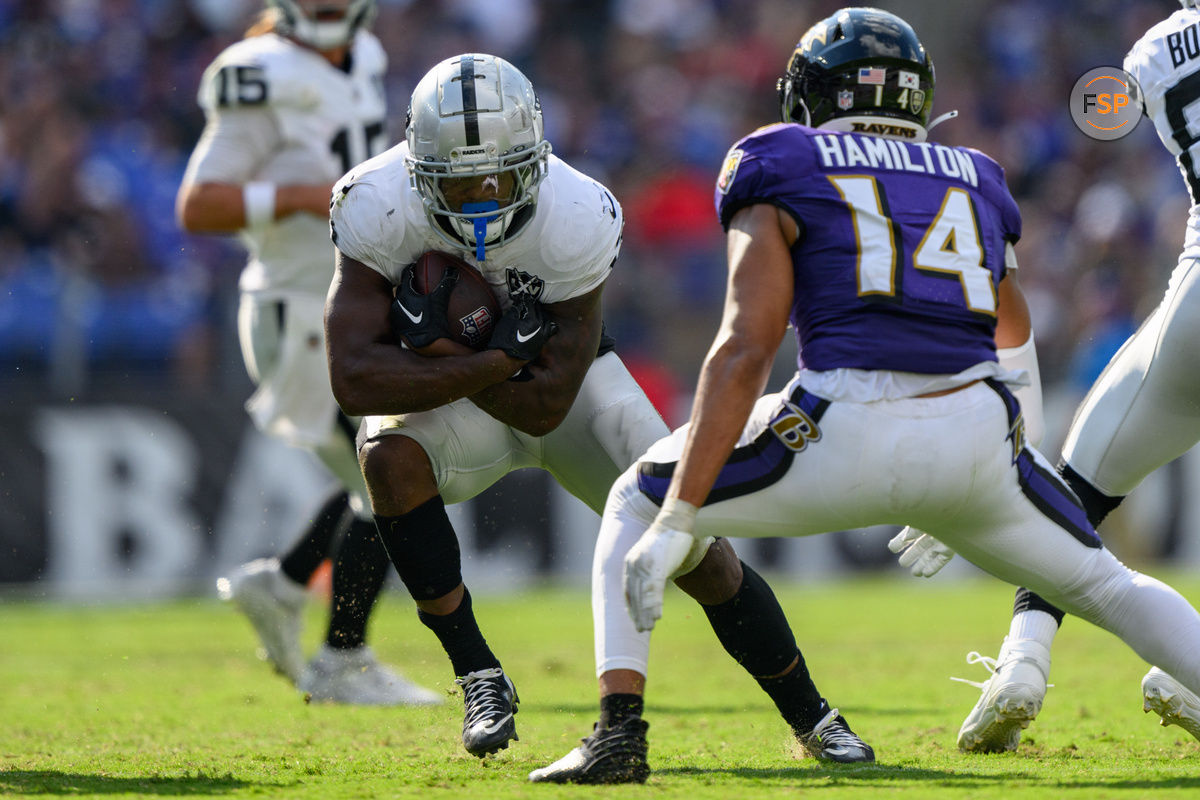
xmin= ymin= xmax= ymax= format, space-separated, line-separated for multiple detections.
xmin=408 ymin=146 xmax=549 ymax=262
xmin=405 ymin=54 xmax=552 ymax=261
xmin=269 ymin=0 xmax=377 ymax=50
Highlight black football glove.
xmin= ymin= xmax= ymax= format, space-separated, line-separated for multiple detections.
xmin=487 ymin=295 xmax=558 ymax=362
xmin=389 ymin=263 xmax=458 ymax=349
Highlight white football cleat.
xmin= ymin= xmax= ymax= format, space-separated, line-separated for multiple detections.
xmin=216 ymin=558 xmax=307 ymax=683
xmin=299 ymin=645 xmax=444 ymax=706
xmin=956 ymin=638 xmax=1050 ymax=753
xmin=1142 ymin=667 xmax=1200 ymax=742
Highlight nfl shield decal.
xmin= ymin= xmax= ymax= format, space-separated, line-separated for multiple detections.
xmin=459 ymin=306 xmax=494 ymax=347
xmin=910 ymin=89 xmax=926 ymax=115
xmin=838 ymin=90 xmax=854 ymax=110
xmin=717 ymin=148 xmax=744 ymax=195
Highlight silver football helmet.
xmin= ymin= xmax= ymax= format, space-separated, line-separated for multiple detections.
xmin=405 ymin=53 xmax=552 ymax=261
xmin=269 ymin=0 xmax=376 ymax=50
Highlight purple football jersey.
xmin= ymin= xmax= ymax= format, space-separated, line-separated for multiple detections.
xmin=714 ymin=123 xmax=1021 ymax=374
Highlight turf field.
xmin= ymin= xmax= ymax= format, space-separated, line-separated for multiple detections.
xmin=4 ymin=573 xmax=1200 ymax=799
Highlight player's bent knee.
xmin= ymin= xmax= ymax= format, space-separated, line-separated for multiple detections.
xmin=674 ymin=538 xmax=743 ymax=605
xmin=359 ymin=435 xmax=438 ymax=514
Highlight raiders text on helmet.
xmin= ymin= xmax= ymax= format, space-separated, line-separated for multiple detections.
xmin=269 ymin=0 xmax=376 ymax=50
xmin=405 ymin=53 xmax=551 ymax=260
xmin=778 ymin=7 xmax=935 ymax=140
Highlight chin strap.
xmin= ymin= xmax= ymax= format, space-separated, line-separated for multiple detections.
xmin=798 ymin=100 xmax=812 ymax=127
xmin=926 ymin=109 xmax=959 ymax=134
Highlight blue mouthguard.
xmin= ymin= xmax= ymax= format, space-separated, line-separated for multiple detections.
xmin=462 ymin=201 xmax=500 ymax=261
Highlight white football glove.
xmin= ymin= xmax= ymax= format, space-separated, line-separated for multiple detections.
xmin=623 ymin=499 xmax=699 ymax=632
xmin=887 ymin=526 xmax=955 ymax=578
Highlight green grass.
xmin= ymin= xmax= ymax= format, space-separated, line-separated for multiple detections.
xmin=3 ymin=574 xmax=1200 ymax=799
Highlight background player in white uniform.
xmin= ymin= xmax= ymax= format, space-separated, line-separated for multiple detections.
xmin=176 ymin=0 xmax=439 ymax=707
xmin=942 ymin=0 xmax=1200 ymax=753
xmin=537 ymin=6 xmax=1200 ymax=779
xmin=326 ymin=53 xmax=869 ymax=768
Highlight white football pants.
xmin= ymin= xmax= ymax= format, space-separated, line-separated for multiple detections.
xmin=1062 ymin=256 xmax=1200 ymax=496
xmin=238 ymin=290 xmax=370 ymax=518
xmin=361 ymin=351 xmax=669 ymax=511
xmin=593 ymin=375 xmax=1200 ymax=698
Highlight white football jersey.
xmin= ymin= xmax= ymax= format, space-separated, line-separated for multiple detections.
xmin=1126 ymin=7 xmax=1200 ymax=260
xmin=329 ymin=143 xmax=623 ymax=308
xmin=182 ymin=30 xmax=388 ymax=295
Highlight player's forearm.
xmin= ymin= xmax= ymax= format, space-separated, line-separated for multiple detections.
xmin=330 ymin=343 xmax=519 ymax=417
xmin=667 ymin=338 xmax=773 ymax=509
xmin=470 ymin=298 xmax=601 ymax=435
xmin=176 ymin=181 xmax=333 ymax=233
xmin=666 ymin=202 xmax=790 ymax=508
xmin=469 ymin=340 xmax=592 ymax=435
xmin=469 ymin=362 xmax=581 ymax=436
xmin=176 ymin=182 xmax=244 ymax=232
xmin=274 ymin=183 xmax=336 ymax=219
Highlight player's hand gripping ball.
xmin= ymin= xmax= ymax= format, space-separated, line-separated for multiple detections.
xmin=487 ymin=294 xmax=558 ymax=362
xmin=390 ymin=251 xmax=501 ymax=352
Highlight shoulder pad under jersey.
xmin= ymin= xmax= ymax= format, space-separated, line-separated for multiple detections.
xmin=329 ymin=145 xmax=411 ymax=270
xmin=715 ymin=124 xmax=817 ymax=230
xmin=351 ymin=29 xmax=387 ymax=76
xmin=536 ymin=159 xmax=624 ymax=278
xmin=956 ymin=145 xmax=1021 ymax=243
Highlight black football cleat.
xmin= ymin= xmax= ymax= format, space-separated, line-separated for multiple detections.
xmin=455 ymin=667 xmax=519 ymax=757
xmin=528 ymin=717 xmax=650 ymax=784
xmin=796 ymin=705 xmax=875 ymax=763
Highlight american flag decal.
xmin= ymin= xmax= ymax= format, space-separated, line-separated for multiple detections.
xmin=857 ymin=67 xmax=885 ymax=85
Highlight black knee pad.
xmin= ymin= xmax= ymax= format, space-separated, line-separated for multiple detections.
xmin=374 ymin=496 xmax=462 ymax=600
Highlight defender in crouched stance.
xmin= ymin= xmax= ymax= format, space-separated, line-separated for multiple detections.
xmin=325 ymin=53 xmax=871 ymax=768
xmin=538 ymin=6 xmax=1200 ymax=779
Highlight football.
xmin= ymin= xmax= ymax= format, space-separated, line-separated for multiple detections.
xmin=410 ymin=250 xmax=501 ymax=350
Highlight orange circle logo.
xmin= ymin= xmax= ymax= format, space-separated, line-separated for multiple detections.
xmin=1070 ymin=67 xmax=1143 ymax=140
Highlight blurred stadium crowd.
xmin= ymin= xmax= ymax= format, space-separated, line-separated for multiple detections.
xmin=0 ymin=0 xmax=1187 ymax=423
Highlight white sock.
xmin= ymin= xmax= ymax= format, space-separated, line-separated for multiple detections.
xmin=1009 ymin=610 xmax=1059 ymax=650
